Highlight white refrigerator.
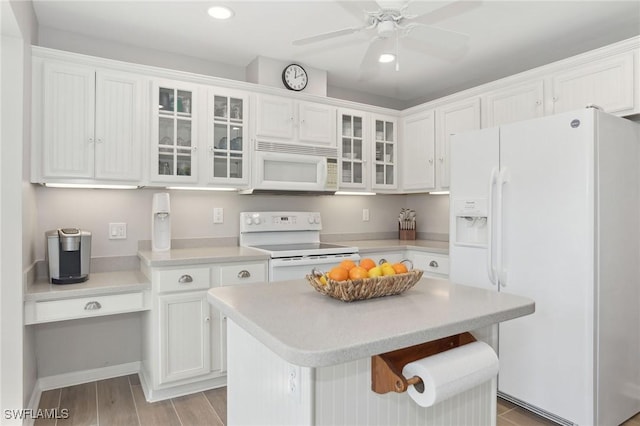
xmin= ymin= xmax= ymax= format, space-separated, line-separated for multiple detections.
xmin=449 ymin=108 xmax=640 ymax=426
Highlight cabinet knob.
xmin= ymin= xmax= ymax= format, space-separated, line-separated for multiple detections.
xmin=535 ymin=100 xmax=542 ymax=106
xmin=88 ymin=137 xmax=94 ymax=144
xmin=552 ymin=96 xmax=558 ymax=102
xmin=178 ymin=274 xmax=193 ymax=284
xmin=429 ymin=260 xmax=439 ymax=268
xmin=237 ymin=270 xmax=251 ymax=278
xmin=205 ymin=317 xmax=210 ymax=322
xmin=84 ymin=301 xmax=102 ymax=310
xmin=96 ymin=138 xmax=103 ymax=143
xmin=428 ymin=158 xmax=434 ymax=164
xmin=439 ymin=157 xmax=444 ymax=162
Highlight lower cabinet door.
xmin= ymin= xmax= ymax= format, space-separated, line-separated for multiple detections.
xmin=158 ymin=291 xmax=211 ymax=384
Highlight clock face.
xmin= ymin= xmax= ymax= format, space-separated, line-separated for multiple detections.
xmin=282 ymin=64 xmax=308 ymax=91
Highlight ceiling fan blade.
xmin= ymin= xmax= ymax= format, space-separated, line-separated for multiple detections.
xmin=358 ymin=36 xmax=392 ymax=81
xmin=293 ymin=26 xmax=366 ymax=46
xmin=407 ymin=0 xmax=482 ymax=26
xmin=337 ymin=1 xmax=381 ymax=22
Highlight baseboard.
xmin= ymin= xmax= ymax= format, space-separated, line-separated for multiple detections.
xmin=139 ymin=369 xmax=226 ymax=403
xmin=37 ymin=361 xmax=141 ymax=391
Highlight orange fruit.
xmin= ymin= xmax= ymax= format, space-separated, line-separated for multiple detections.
xmin=359 ymin=258 xmax=376 ymax=271
xmin=349 ymin=266 xmax=369 ymax=280
xmin=339 ymin=259 xmax=357 ymax=271
xmin=392 ymin=262 xmax=409 ymax=274
xmin=328 ymin=266 xmax=349 ymax=281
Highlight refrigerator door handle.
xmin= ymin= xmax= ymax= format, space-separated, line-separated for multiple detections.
xmin=487 ymin=167 xmax=499 ymax=285
xmin=496 ymin=168 xmax=509 ymax=287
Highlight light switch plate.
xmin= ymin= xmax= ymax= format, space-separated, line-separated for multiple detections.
xmin=362 ymin=209 xmax=370 ymax=222
xmin=213 ymin=208 xmax=224 ymax=224
xmin=109 ymin=223 xmax=127 ymax=240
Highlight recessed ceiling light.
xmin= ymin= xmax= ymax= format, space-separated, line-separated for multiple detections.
xmin=378 ymin=53 xmax=395 ymax=63
xmin=207 ymin=6 xmax=234 ymax=20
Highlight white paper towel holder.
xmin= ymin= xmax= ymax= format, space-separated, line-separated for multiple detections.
xmin=371 ymin=332 xmax=477 ymax=394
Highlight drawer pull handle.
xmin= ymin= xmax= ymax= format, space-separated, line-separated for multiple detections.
xmin=178 ymin=274 xmax=193 ymax=284
xmin=84 ymin=301 xmax=102 ymax=310
xmin=429 ymin=260 xmax=439 ymax=268
xmin=237 ymin=270 xmax=251 ymax=279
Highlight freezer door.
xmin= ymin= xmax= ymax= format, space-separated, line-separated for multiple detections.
xmin=449 ymin=127 xmax=499 ymax=289
xmin=497 ymin=109 xmax=595 ymax=425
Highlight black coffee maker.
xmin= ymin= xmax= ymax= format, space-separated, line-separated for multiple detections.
xmin=46 ymin=228 xmax=92 ymax=284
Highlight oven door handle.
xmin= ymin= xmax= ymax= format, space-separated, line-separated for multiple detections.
xmin=270 ymin=255 xmax=360 ymax=268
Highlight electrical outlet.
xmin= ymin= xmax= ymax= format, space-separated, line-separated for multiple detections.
xmin=213 ymin=207 xmax=224 ymax=224
xmin=288 ymin=365 xmax=301 ymax=400
xmin=108 ymin=223 xmax=127 ymax=240
xmin=362 ymin=208 xmax=370 ymax=222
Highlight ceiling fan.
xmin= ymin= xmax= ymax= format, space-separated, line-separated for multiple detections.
xmin=292 ymin=1 xmax=479 ymax=77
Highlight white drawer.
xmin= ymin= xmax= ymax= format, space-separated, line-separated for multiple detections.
xmin=30 ymin=292 xmax=146 ymax=324
xmin=157 ymin=267 xmax=210 ymax=293
xmin=413 ymin=253 xmax=449 ymax=277
xmin=219 ymin=262 xmax=266 ymax=286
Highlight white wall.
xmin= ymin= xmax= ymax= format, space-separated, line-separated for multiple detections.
xmin=1 ymin=0 xmax=38 ymax=418
xmin=38 ymin=26 xmax=246 ymax=82
xmin=34 ymin=187 xmax=448 ymax=260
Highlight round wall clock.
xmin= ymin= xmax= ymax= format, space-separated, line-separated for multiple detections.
xmin=282 ymin=64 xmax=308 ymax=91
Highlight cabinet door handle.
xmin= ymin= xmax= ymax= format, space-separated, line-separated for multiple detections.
xmin=88 ymin=137 xmax=94 ymax=144
xmin=378 ymin=258 xmax=388 ymax=265
xmin=205 ymin=317 xmax=210 ymax=322
xmin=178 ymin=274 xmax=193 ymax=284
xmin=84 ymin=301 xmax=102 ymax=310
xmin=439 ymin=157 xmax=444 ymax=162
xmin=96 ymin=138 xmax=103 ymax=143
xmin=429 ymin=260 xmax=439 ymax=268
xmin=237 ymin=270 xmax=251 ymax=278
xmin=428 ymin=158 xmax=434 ymax=164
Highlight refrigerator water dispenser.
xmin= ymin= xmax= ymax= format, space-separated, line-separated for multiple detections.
xmin=453 ymin=199 xmax=488 ymax=246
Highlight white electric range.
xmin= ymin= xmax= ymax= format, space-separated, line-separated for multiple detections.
xmin=239 ymin=211 xmax=359 ymax=282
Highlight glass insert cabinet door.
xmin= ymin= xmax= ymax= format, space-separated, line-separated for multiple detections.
xmin=154 ymin=83 xmax=197 ymax=181
xmin=209 ymin=91 xmax=247 ymax=183
xmin=373 ymin=117 xmax=397 ymax=188
xmin=339 ymin=111 xmax=365 ymax=188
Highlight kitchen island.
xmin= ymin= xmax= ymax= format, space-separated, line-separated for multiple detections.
xmin=207 ymin=276 xmax=534 ymax=425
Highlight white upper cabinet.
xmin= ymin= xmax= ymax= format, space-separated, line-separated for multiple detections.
xmin=482 ymin=80 xmax=544 ymax=128
xmin=151 ymin=80 xmax=199 ymax=183
xmin=254 ymin=94 xmax=336 ymax=146
xmin=401 ymin=110 xmax=436 ymax=192
xmin=435 ymin=97 xmax=481 ymax=190
xmin=338 ymin=108 xmax=369 ymax=190
xmin=371 ymin=114 xmax=398 ymax=190
xmin=206 ymin=88 xmax=249 ymax=185
xmin=39 ymin=62 xmax=144 ymax=182
xmin=550 ymin=51 xmax=636 ymax=115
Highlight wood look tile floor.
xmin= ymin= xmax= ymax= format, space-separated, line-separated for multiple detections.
xmin=36 ymin=374 xmax=640 ymax=426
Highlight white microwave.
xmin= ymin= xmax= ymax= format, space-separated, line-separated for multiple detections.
xmin=242 ymin=141 xmax=338 ymax=194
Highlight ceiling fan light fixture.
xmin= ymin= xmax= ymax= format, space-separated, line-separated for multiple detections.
xmin=378 ymin=53 xmax=396 ymax=63
xmin=207 ymin=6 xmax=234 ymax=20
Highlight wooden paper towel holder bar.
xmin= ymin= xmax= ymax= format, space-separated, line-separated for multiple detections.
xmin=371 ymin=332 xmax=477 ymax=394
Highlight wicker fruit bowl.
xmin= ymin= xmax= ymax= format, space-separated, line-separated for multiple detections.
xmin=306 ymin=269 xmax=423 ymax=302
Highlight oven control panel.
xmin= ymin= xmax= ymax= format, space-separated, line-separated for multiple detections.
xmin=240 ymin=211 xmax=321 ymax=233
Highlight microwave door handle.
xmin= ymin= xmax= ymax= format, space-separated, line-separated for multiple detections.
xmin=320 ymin=160 xmax=327 ymax=184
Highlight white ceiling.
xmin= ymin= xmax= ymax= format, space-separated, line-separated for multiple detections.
xmin=32 ymin=1 xmax=640 ymax=108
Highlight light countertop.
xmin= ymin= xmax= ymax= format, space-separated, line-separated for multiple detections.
xmin=137 ymin=239 xmax=447 ymax=267
xmin=207 ymin=277 xmax=534 ymax=368
xmin=338 ymin=239 xmax=449 ymax=254
xmin=138 ymin=246 xmax=270 ymax=267
xmin=25 ymin=270 xmax=150 ymax=302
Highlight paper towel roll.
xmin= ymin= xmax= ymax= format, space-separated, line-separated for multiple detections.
xmin=401 ymin=341 xmax=499 ymax=407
